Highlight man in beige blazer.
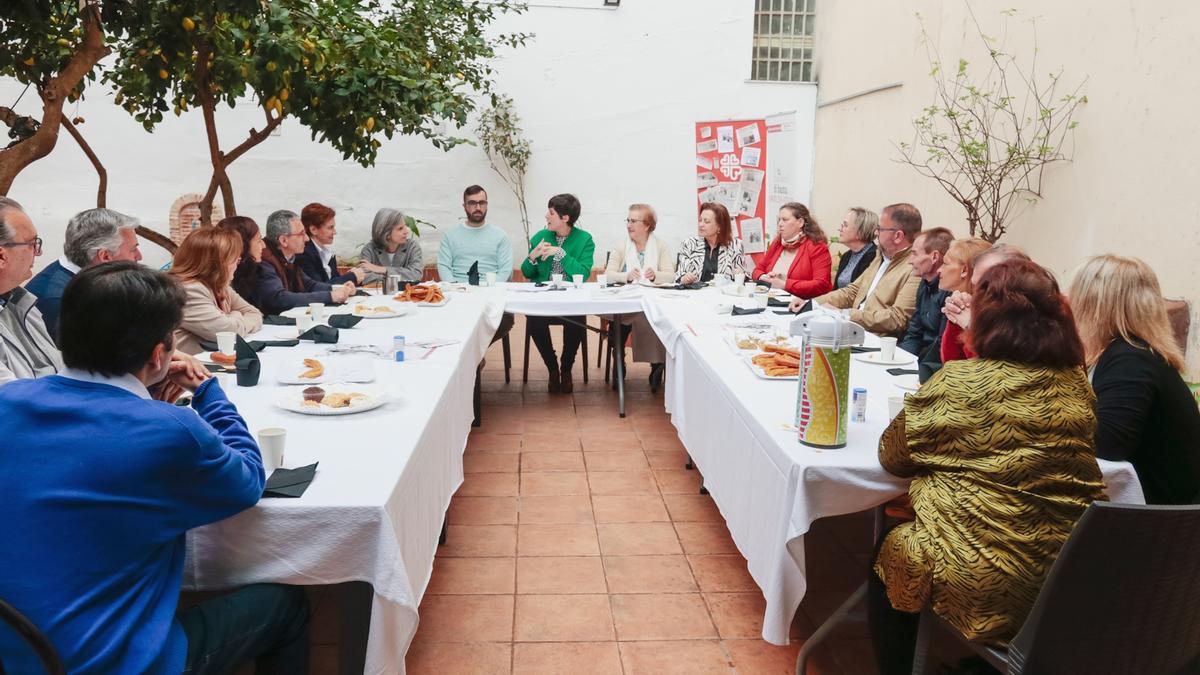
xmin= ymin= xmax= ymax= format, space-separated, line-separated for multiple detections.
xmin=789 ymin=203 xmax=922 ymax=337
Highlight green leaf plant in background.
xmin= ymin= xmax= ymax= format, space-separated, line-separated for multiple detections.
xmin=895 ymin=5 xmax=1086 ymax=243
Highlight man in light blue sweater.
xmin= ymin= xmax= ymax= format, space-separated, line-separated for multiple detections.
xmin=436 ymin=185 xmax=514 ymax=283
xmin=0 ymin=262 xmax=309 ymax=674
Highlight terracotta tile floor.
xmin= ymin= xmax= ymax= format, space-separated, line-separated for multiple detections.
xmin=404 ymin=319 xmax=879 ymax=674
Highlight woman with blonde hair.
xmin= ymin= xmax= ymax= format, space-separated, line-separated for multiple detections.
xmin=1069 ymin=254 xmax=1200 ymax=505
xmin=604 ymin=203 xmax=675 ymax=390
xmin=170 ymin=227 xmax=263 ymax=354
xmin=833 ymin=207 xmax=878 ymax=289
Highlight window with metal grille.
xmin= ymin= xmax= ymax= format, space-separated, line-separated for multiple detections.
xmin=751 ymin=0 xmax=816 ymax=83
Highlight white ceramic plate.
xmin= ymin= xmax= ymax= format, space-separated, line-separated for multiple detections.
xmin=417 ymin=296 xmax=450 ymax=307
xmin=275 ymin=384 xmax=388 ymax=416
xmin=280 ymin=305 xmax=351 ymax=320
xmin=743 ymin=354 xmax=799 ymax=381
xmin=853 ymin=352 xmax=915 ymax=366
xmin=893 ymin=375 xmax=921 ymax=391
xmin=276 ymin=356 xmax=375 ymax=385
xmin=351 ymin=300 xmax=412 ymax=319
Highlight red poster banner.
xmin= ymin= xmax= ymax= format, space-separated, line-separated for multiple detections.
xmin=694 ymin=119 xmax=768 ymax=261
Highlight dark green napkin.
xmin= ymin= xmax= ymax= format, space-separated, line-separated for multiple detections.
xmin=234 ymin=336 xmax=261 ymax=386
xmin=887 ymin=368 xmax=919 ymax=376
xmin=851 ymin=346 xmax=880 ymax=354
xmin=327 ymin=315 xmax=363 ymax=329
xmin=299 ymin=325 xmax=339 ymax=343
xmin=262 ymin=462 xmax=318 ymax=498
xmin=263 ymin=315 xmax=296 ymax=326
xmin=467 ymin=260 xmax=480 ymax=286
xmin=730 ymin=306 xmax=765 ymax=316
xmin=767 ymin=296 xmax=791 ymax=307
xmin=353 ymin=289 xmax=371 ymax=297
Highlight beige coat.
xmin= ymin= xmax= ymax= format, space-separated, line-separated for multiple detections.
xmin=175 ymin=282 xmax=263 ymax=355
xmin=813 ymin=246 xmax=920 ymax=337
xmin=604 ymin=236 xmax=676 ymax=283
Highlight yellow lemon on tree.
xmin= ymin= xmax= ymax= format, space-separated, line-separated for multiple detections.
xmin=280 ymin=88 xmax=289 ymax=101
xmin=365 ymin=116 xmax=375 ymax=131
xmin=55 ymin=38 xmax=71 ymax=47
xmin=266 ymin=61 xmax=277 ymax=72
xmin=159 ymin=68 xmax=169 ymax=79
xmin=22 ymin=56 xmax=35 ymax=66
xmin=181 ymin=17 xmax=195 ymax=32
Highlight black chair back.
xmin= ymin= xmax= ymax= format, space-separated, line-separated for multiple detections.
xmin=1008 ymin=501 xmax=1200 ymax=674
xmin=0 ymin=597 xmax=65 ymax=675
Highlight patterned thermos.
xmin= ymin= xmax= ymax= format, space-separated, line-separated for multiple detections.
xmin=791 ymin=311 xmax=864 ymax=448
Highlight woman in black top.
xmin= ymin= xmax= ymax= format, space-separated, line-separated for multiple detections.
xmin=1070 ymin=254 xmax=1200 ymax=504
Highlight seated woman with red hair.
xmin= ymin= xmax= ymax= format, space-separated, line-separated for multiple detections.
xmin=750 ymin=202 xmax=832 ymax=298
xmin=869 ymin=259 xmax=1105 ymax=673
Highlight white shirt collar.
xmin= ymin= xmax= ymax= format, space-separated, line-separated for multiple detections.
xmin=58 ymin=255 xmax=82 ymax=275
xmin=317 ymin=243 xmax=334 ymax=267
xmin=59 ymin=367 xmax=152 ymax=400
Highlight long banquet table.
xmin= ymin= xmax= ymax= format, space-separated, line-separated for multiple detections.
xmin=182 ymin=281 xmax=1145 ymax=674
xmin=183 ymin=288 xmax=503 ymax=675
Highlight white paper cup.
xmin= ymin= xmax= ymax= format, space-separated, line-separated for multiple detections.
xmin=745 ymin=282 xmax=758 ymax=297
xmin=734 ymin=271 xmax=746 ymax=286
xmin=879 ymin=336 xmax=898 ymax=361
xmin=296 ymin=314 xmax=313 ymax=332
xmin=551 ymin=273 xmax=563 ymax=287
xmin=597 ymin=273 xmax=608 ymax=287
xmin=572 ymin=274 xmax=584 ymax=288
xmin=215 ymin=331 xmax=236 ymax=355
xmin=485 ymin=271 xmax=497 ymax=287
xmin=258 ymin=427 xmax=286 ymax=471
xmin=755 ymin=293 xmax=769 ymax=309
xmin=888 ymin=395 xmax=905 ymax=420
xmin=308 ymin=302 xmax=324 ymax=322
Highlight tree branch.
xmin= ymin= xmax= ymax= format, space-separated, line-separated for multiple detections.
xmin=59 ymin=115 xmax=107 ymax=207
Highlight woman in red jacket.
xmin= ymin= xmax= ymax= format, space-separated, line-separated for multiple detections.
xmin=751 ymin=202 xmax=832 ymax=299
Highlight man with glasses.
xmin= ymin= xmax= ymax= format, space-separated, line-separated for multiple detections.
xmin=437 ymin=185 xmax=514 ymax=284
xmin=25 ymin=207 xmax=143 ymax=343
xmin=256 ymin=209 xmax=354 ymax=315
xmin=0 ymin=197 xmax=63 ymax=384
xmin=790 ymin=202 xmax=922 ymax=338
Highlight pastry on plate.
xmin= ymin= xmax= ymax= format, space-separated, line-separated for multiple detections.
xmin=299 ymin=358 xmax=324 ymax=379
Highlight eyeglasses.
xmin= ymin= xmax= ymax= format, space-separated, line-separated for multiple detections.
xmin=465 ymin=200 xmax=488 ymax=208
xmin=876 ymin=227 xmax=901 ymax=237
xmin=0 ymin=236 xmax=42 ymax=255
xmin=286 ymin=231 xmax=307 ymax=239
xmin=625 ymin=218 xmax=645 ymax=224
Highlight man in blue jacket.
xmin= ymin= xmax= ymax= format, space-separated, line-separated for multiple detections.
xmin=24 ymin=207 xmax=143 ymax=343
xmin=0 ymin=262 xmax=309 ymax=674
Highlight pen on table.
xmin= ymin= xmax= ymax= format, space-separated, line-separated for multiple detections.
xmin=686 ymin=323 xmax=698 ymax=336
xmin=422 ymin=346 xmax=439 ymax=359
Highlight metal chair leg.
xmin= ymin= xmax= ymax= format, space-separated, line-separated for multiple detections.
xmin=795 ymin=583 xmax=869 ymax=675
xmin=502 ymin=334 xmax=511 ymax=384
xmin=581 ymin=323 xmax=589 ymax=384
xmin=522 ymin=323 xmax=531 ymax=384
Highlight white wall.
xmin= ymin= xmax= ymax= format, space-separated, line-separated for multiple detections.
xmin=2 ymin=0 xmax=816 ymax=274
xmin=811 ymin=0 xmax=1200 ymax=376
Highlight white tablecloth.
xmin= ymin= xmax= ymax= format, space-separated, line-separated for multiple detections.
xmin=501 ymin=282 xmax=646 ymax=317
xmin=183 ymin=289 xmax=504 ymax=674
xmin=640 ymin=288 xmax=1146 ymax=644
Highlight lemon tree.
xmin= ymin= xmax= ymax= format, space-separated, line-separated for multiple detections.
xmin=0 ymin=1 xmax=138 ymax=196
xmin=104 ymin=0 xmax=528 ymax=223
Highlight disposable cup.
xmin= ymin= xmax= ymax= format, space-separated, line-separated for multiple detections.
xmin=258 ymin=427 xmax=286 ymax=471
xmin=888 ymin=395 xmax=905 ymax=420
xmin=308 ymin=302 xmax=324 ymax=322
xmin=572 ymin=274 xmax=584 ymax=289
xmin=485 ymin=271 xmax=497 ymax=287
xmin=879 ymin=337 xmax=898 ymax=361
xmin=551 ymin=273 xmax=564 ymax=287
xmin=597 ymin=274 xmax=608 ymax=287
xmin=215 ymin=331 xmax=236 ymax=355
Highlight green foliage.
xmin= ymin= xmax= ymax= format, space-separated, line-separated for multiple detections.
xmin=104 ymin=0 xmax=529 ymax=165
xmin=0 ymin=1 xmax=134 ymax=101
xmin=476 ymin=94 xmax=532 ymax=242
xmin=897 ymin=8 xmax=1086 ymax=242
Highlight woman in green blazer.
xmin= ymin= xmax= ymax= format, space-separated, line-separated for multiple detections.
xmin=520 ymin=194 xmax=595 ymax=393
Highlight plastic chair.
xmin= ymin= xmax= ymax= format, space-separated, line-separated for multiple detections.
xmin=910 ymin=501 xmax=1200 ymax=675
xmin=0 ymin=597 xmax=65 ymax=675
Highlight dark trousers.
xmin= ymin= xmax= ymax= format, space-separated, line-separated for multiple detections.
xmin=491 ymin=312 xmax=515 ymax=345
xmin=867 ymin=553 xmax=920 ymax=675
xmin=527 ymin=315 xmax=585 ymax=372
xmin=179 ymin=583 xmax=311 ymax=675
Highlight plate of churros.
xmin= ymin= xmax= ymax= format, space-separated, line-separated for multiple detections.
xmin=394 ymin=283 xmax=449 ymax=306
xmin=746 ymin=343 xmax=802 ymax=380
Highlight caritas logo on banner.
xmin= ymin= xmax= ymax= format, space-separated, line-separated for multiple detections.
xmin=695 ymin=119 xmax=768 ymax=256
